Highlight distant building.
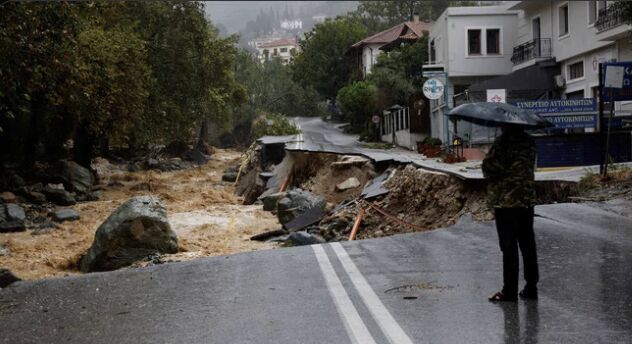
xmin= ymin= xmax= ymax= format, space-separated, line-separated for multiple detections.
xmin=280 ymin=19 xmax=302 ymax=30
xmin=257 ymin=38 xmax=299 ymax=65
xmin=349 ymin=15 xmax=433 ymax=78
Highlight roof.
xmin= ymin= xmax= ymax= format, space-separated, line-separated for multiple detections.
xmin=350 ymin=21 xmax=432 ymax=49
xmin=259 ymin=38 xmax=298 ymax=49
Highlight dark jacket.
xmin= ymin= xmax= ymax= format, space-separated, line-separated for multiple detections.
xmin=482 ymin=130 xmax=536 ymax=208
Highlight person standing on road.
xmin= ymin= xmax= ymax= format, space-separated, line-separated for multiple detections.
xmin=482 ymin=125 xmax=539 ymax=302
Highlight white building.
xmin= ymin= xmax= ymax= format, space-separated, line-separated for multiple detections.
xmin=350 ymin=16 xmax=432 ymax=78
xmin=257 ymin=38 xmax=299 ymax=65
xmin=423 ymin=6 xmax=520 ymax=144
xmin=508 ymin=1 xmax=631 ymax=111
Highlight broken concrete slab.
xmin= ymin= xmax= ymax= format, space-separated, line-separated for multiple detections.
xmin=360 ymin=172 xmax=391 ymax=200
xmin=283 ymin=206 xmax=327 ymax=232
xmin=331 ymin=155 xmax=370 ymax=170
xmin=335 ymin=177 xmax=361 ymax=191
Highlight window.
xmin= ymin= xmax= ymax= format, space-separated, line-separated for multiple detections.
xmin=566 ymin=90 xmax=585 ymax=100
xmin=568 ymin=61 xmax=584 ymax=81
xmin=280 ymin=47 xmax=288 ymax=53
xmin=559 ymin=3 xmax=569 ymax=36
xmin=430 ymin=39 xmax=436 ymax=63
xmin=588 ymin=1 xmax=596 ymax=25
xmin=467 ymin=29 xmax=481 ymax=55
xmin=486 ymin=29 xmax=500 ymax=54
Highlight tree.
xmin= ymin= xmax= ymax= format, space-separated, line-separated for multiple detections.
xmin=354 ymin=0 xmax=480 ymax=33
xmin=291 ymin=17 xmax=367 ymax=100
xmin=336 ymin=81 xmax=378 ymax=130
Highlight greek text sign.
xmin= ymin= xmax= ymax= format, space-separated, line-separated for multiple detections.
xmin=602 ymin=62 xmax=632 ymax=101
xmin=540 ymin=114 xmax=597 ymax=129
xmin=514 ymin=98 xmax=596 ymax=114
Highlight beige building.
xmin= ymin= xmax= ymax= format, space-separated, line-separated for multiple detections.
xmin=257 ymin=38 xmax=299 ymax=65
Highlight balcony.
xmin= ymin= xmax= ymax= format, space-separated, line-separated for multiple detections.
xmin=510 ymin=38 xmax=552 ymax=66
xmin=595 ymin=5 xmax=626 ymax=32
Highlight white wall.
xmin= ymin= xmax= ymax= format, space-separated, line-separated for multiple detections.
xmin=445 ymin=13 xmax=518 ymax=77
xmin=361 ymin=43 xmax=384 ymax=76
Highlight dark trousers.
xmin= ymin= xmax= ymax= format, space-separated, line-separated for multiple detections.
xmin=494 ymin=207 xmax=539 ymax=296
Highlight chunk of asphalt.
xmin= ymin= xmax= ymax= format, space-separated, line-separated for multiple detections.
xmin=360 ymin=172 xmax=390 ymax=200
xmin=283 ymin=206 xmax=327 ymax=232
xmin=250 ymin=229 xmax=287 ymax=242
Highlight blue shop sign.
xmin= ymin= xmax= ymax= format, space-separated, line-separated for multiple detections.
xmin=602 ymin=62 xmax=632 ymax=101
xmin=514 ymin=98 xmax=596 ymax=113
xmin=540 ymin=113 xmax=597 ymax=129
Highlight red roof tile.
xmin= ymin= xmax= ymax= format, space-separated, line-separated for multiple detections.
xmin=351 ymin=21 xmax=432 ymax=48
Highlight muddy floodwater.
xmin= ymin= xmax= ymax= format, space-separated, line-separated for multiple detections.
xmin=0 ymin=149 xmax=280 ymax=280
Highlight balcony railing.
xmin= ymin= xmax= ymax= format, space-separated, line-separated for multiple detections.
xmin=510 ymin=38 xmax=552 ymax=66
xmin=595 ymin=5 xmax=627 ymax=32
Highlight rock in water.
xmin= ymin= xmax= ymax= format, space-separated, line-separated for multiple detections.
xmin=0 ymin=204 xmax=26 ymax=233
xmin=5 ymin=204 xmax=25 ymax=221
xmin=80 ymin=196 xmax=178 ymax=272
xmin=57 ymin=160 xmax=94 ymax=194
xmin=335 ymin=177 xmax=361 ymax=191
xmin=42 ymin=186 xmax=76 ymax=206
xmin=0 ymin=268 xmax=21 ymax=288
xmin=51 ymin=208 xmax=80 ymax=223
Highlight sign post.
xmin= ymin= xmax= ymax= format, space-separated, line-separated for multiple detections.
xmin=602 ymin=64 xmax=626 ymax=178
xmin=423 ymin=71 xmax=450 ymax=149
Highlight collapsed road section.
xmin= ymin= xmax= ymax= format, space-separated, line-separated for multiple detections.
xmin=232 ymin=120 xmax=580 ymax=246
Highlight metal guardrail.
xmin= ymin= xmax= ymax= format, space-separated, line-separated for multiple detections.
xmin=510 ymin=38 xmax=552 ymax=65
xmin=595 ymin=5 xmax=626 ymax=32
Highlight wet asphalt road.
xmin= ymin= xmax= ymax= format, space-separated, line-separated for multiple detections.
xmin=1 ymin=201 xmax=632 ymax=343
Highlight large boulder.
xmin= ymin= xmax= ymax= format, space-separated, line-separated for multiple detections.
xmin=80 ymin=196 xmax=178 ymax=272
xmin=57 ymin=160 xmax=94 ymax=194
xmin=277 ymin=189 xmax=326 ymax=225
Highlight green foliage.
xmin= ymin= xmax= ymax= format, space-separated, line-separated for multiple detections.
xmin=355 ymin=0 xmax=481 ymax=33
xmin=251 ymin=112 xmax=301 ymax=139
xmin=613 ymin=0 xmax=632 ymax=24
xmin=0 ymin=1 xmax=243 ymax=167
xmin=336 ymin=81 xmax=378 ymax=129
xmin=291 ymin=17 xmax=367 ymax=100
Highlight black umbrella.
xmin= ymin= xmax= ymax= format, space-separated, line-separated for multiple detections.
xmin=447 ymin=102 xmax=553 ymax=129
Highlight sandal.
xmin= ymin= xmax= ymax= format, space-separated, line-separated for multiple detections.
xmin=488 ymin=291 xmax=517 ymax=302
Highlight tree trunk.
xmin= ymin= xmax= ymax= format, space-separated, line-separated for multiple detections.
xmin=73 ymin=123 xmax=95 ymax=168
xmin=196 ymin=120 xmax=209 ymax=150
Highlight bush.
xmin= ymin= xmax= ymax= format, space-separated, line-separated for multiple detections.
xmin=251 ymin=112 xmax=301 ymax=140
xmin=336 ymin=81 xmax=378 ymax=131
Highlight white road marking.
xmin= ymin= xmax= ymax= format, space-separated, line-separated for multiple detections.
xmin=331 ymin=242 xmax=414 ymax=344
xmin=312 ymin=245 xmax=377 ymax=344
